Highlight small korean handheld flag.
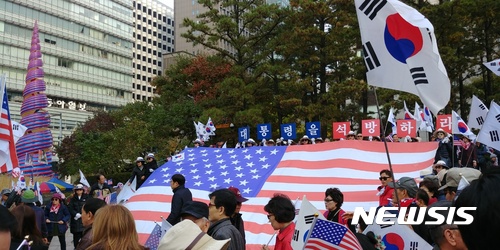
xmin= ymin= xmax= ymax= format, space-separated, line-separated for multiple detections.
xmin=452 ymin=110 xmax=475 ymax=139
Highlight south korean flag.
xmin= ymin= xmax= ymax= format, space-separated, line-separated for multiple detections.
xmin=355 ymin=0 xmax=451 ymax=115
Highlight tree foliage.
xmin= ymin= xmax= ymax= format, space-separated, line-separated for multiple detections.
xmin=57 ymin=0 xmax=500 ymax=175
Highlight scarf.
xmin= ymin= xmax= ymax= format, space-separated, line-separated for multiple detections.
xmin=50 ymin=203 xmax=60 ymax=214
xmin=461 ymin=140 xmax=471 ymax=150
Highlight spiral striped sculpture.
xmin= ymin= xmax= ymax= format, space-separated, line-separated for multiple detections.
xmin=15 ymin=21 xmax=53 ymax=176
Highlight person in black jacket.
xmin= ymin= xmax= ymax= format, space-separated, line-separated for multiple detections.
xmin=128 ymin=157 xmax=151 ymax=190
xmin=68 ymin=184 xmax=89 ymax=248
xmin=166 ymin=174 xmax=192 ymax=225
xmin=228 ymin=186 xmax=248 ymax=245
xmin=89 ymin=175 xmax=112 ymax=199
xmin=145 ymin=153 xmax=158 ymax=171
xmin=433 ymin=129 xmax=453 ymax=167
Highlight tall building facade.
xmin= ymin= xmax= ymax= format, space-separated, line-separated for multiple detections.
xmin=0 ymin=0 xmax=134 ymax=145
xmin=132 ymin=0 xmax=174 ymax=102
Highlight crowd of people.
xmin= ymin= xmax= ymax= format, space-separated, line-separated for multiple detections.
xmin=1 ymin=129 xmax=500 ymax=250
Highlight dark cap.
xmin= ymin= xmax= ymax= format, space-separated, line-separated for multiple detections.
xmin=387 ymin=177 xmax=418 ymax=198
xmin=181 ymin=201 xmax=209 ymax=219
xmin=228 ymin=186 xmax=248 ymax=203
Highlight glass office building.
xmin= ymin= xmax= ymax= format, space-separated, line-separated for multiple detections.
xmin=0 ymin=0 xmax=134 ymax=144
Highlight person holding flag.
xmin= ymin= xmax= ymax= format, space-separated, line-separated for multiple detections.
xmin=262 ymin=193 xmax=295 ymax=250
xmin=458 ymin=135 xmax=478 ymax=169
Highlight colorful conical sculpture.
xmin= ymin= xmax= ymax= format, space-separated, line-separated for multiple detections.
xmin=15 ymin=21 xmax=53 ymax=175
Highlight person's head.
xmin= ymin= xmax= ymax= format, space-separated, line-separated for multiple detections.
xmin=20 ymin=189 xmax=38 ymax=204
xmin=263 ymin=193 xmax=295 ymax=230
xmin=170 ymin=174 xmax=186 ymax=190
xmin=266 ymin=139 xmax=276 ymax=146
xmin=193 ymin=139 xmax=201 ymax=147
xmin=82 ymin=198 xmax=107 ymax=228
xmin=491 ymin=154 xmax=497 ymax=163
xmin=158 ymin=220 xmax=230 ymax=250
xmin=51 ymin=193 xmax=63 ymax=205
xmin=415 ymin=189 xmax=429 ymax=207
xmin=433 ymin=160 xmax=449 ymax=174
xmin=356 ymin=133 xmax=364 ymax=140
xmin=379 ymin=169 xmax=394 ymax=187
xmin=180 ymin=201 xmax=210 ymax=232
xmin=227 ymin=187 xmax=248 ymax=215
xmin=454 ymin=168 xmax=500 ymax=250
xmin=300 ymin=136 xmax=311 ymax=145
xmin=392 ymin=134 xmax=399 ymax=142
xmin=388 ymin=177 xmax=418 ymax=203
xmin=324 ymin=188 xmax=344 ymax=211
xmin=434 ymin=129 xmax=447 ymax=140
xmin=136 ymin=157 xmax=145 ymax=167
xmin=74 ymin=184 xmax=85 ymax=195
xmin=346 ymin=131 xmax=356 ymax=140
xmin=146 ymin=153 xmax=155 ymax=162
xmin=97 ymin=174 xmax=106 ymax=185
xmin=419 ymin=177 xmax=439 ymax=199
xmin=438 ymin=168 xmax=481 ymax=201
xmin=90 ymin=205 xmax=144 ymax=250
xmin=428 ymin=201 xmax=467 ymax=250
xmin=1 ymin=189 xmax=10 ymax=202
xmin=315 ymin=138 xmax=323 ymax=144
xmin=0 ymin=205 xmax=16 ymax=248
xmin=460 ymin=135 xmax=471 ymax=144
xmin=10 ymin=205 xmax=43 ymax=244
xmin=246 ymin=138 xmax=256 ymax=147
xmin=208 ymin=189 xmax=237 ymax=222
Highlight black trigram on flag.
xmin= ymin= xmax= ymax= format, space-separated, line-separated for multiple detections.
xmin=304 ymin=214 xmax=315 ymax=224
xmin=496 ymin=114 xmax=500 ymax=123
xmin=358 ymin=0 xmax=387 ymax=20
xmin=491 ymin=62 xmax=497 ymax=66
xmin=479 ymin=104 xmax=486 ymax=110
xmin=293 ymin=229 xmax=299 ymax=241
xmin=410 ymin=67 xmax=429 ymax=85
xmin=363 ymin=42 xmax=381 ymax=70
xmin=410 ymin=241 xmax=419 ymax=250
xmin=477 ymin=116 xmax=485 ymax=125
xmin=490 ymin=130 xmax=499 ymax=142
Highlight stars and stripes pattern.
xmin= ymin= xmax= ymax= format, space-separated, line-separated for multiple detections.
xmin=304 ymin=218 xmax=362 ymax=250
xmin=144 ymin=223 xmax=162 ymax=250
xmin=126 ymin=141 xmax=437 ymax=249
xmin=0 ymin=75 xmax=19 ymax=174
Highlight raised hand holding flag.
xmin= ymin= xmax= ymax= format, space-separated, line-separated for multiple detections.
xmin=356 ymin=0 xmax=450 ymax=115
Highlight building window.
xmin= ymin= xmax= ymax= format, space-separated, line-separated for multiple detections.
xmin=153 ymin=31 xmax=157 ymax=36
xmin=153 ymin=60 xmax=156 ymax=65
xmin=142 ymin=66 xmax=146 ymax=71
xmin=148 ymin=58 xmax=152 ymax=63
xmin=136 ymin=74 xmax=141 ymax=79
xmin=137 ymin=34 xmax=141 ymax=39
xmin=153 ymin=22 xmax=157 ymax=27
xmin=148 ymin=68 xmax=152 ymax=73
xmin=148 ymin=48 xmax=152 ymax=53
xmin=148 ymin=97 xmax=152 ymax=102
xmin=148 ymin=39 xmax=151 ymax=44
xmin=148 ymin=77 xmax=152 ymax=82
xmin=137 ymin=54 xmax=140 ymax=59
xmin=142 ymin=76 xmax=146 ymax=81
xmin=132 ymin=93 xmax=135 ymax=98
xmin=148 ymin=87 xmax=152 ymax=92
xmin=148 ymin=20 xmax=152 ymax=25
xmin=137 ymin=3 xmax=141 ymax=9
xmin=136 ymin=84 xmax=141 ymax=90
xmin=153 ymin=11 xmax=157 ymax=18
xmin=153 ymin=41 xmax=157 ymax=46
xmin=136 ymin=64 xmax=140 ymax=69
xmin=158 ymin=62 xmax=162 ymax=67
xmin=153 ymin=69 xmax=157 ymax=74
xmin=166 ymin=17 xmax=170 ymax=24
xmin=153 ymin=51 xmax=157 ymax=56
xmin=142 ymin=56 xmax=146 ymax=61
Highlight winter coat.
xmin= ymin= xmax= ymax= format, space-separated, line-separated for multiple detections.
xmin=44 ymin=203 xmax=70 ymax=236
xmin=25 ymin=203 xmax=48 ymax=238
xmin=90 ymin=183 xmax=112 ymax=199
xmin=166 ymin=185 xmax=192 ymax=225
xmin=207 ymin=218 xmax=245 ymax=250
xmin=377 ymin=185 xmax=394 ymax=207
xmin=230 ymin=213 xmax=246 ymax=245
xmin=129 ymin=166 xmax=151 ymax=190
xmin=75 ymin=225 xmax=92 ymax=250
xmin=145 ymin=159 xmax=158 ymax=171
xmin=68 ymin=193 xmax=89 ymax=233
xmin=435 ymin=138 xmax=453 ymax=163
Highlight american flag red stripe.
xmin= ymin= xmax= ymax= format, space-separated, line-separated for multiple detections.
xmin=126 ymin=141 xmax=437 ymax=250
xmin=0 ymin=77 xmax=19 ymax=174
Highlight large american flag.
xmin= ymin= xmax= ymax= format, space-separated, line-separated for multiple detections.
xmin=305 ymin=218 xmax=362 ymax=250
xmin=126 ymin=141 xmax=437 ymax=249
xmin=0 ymin=76 xmax=19 ymax=174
